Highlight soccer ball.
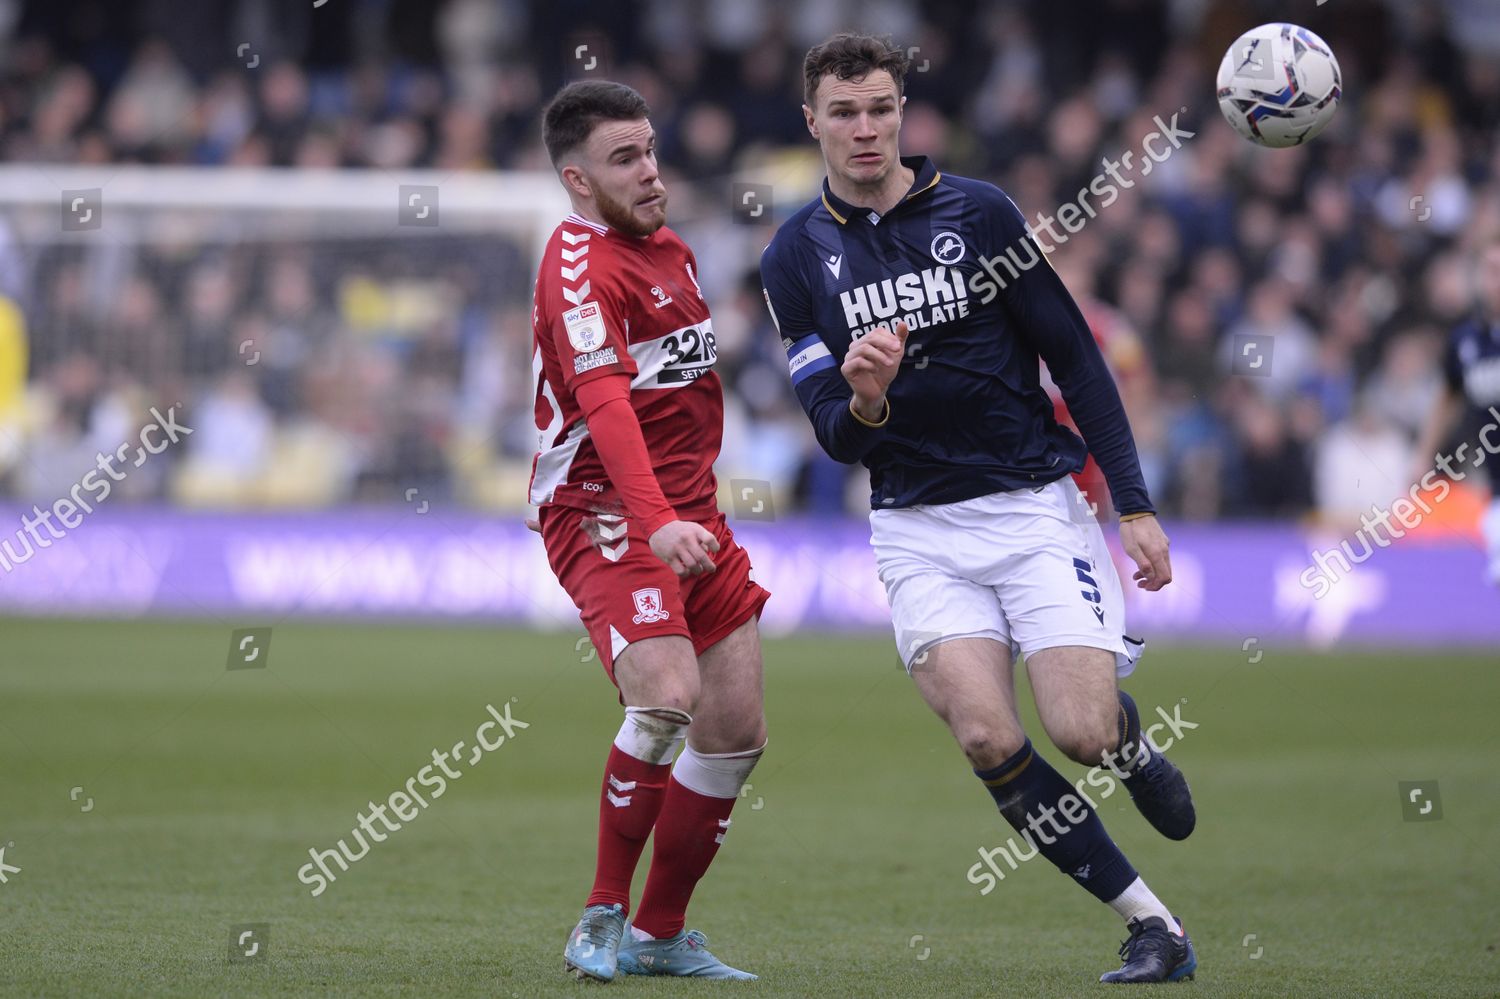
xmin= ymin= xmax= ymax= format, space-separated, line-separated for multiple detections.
xmin=1216 ymin=23 xmax=1342 ymax=148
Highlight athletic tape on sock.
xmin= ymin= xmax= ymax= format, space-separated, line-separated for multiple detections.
xmin=614 ymin=707 xmax=691 ymax=765
xmin=670 ymin=741 xmax=766 ymax=799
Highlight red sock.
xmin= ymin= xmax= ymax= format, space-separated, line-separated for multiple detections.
xmin=631 ymin=776 xmax=738 ymax=939
xmin=586 ymin=744 xmax=672 ymax=912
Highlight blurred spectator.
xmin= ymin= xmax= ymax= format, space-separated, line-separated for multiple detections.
xmin=173 ymin=371 xmax=273 ymax=505
xmin=1315 ymin=402 xmax=1414 ymax=527
xmin=0 ymin=0 xmax=1496 ymax=523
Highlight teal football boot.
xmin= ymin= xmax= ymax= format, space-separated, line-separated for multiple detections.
xmin=617 ymin=926 xmax=757 ymax=980
xmin=563 ymin=902 xmax=625 ymax=982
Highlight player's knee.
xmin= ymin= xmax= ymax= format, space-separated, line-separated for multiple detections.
xmin=620 ymin=667 xmax=699 ymax=715
xmin=738 ymin=715 xmax=768 ymax=752
xmin=1054 ymin=726 xmax=1117 ymax=767
xmin=690 ymin=712 xmax=766 ymax=755
xmin=616 ymin=636 xmax=701 ymax=710
xmin=954 ymin=724 xmax=1026 ymax=770
xmin=649 ymin=681 xmax=699 ymax=716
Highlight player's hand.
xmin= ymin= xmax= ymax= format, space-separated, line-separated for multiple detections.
xmin=1120 ymin=514 xmax=1172 ymax=591
xmin=841 ymin=320 xmax=909 ymax=421
xmin=649 ymin=520 xmax=720 ymax=578
xmin=525 ymin=516 xmax=541 ymax=533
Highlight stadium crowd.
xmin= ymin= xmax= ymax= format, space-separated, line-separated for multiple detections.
xmin=1 ymin=0 xmax=1498 ymax=526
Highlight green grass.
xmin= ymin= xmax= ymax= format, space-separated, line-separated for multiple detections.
xmin=0 ymin=618 xmax=1497 ymax=997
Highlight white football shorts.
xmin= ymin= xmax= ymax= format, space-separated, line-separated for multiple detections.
xmin=870 ymin=477 xmax=1145 ymax=677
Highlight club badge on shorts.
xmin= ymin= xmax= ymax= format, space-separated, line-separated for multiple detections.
xmin=631 ymin=587 xmax=670 ymax=624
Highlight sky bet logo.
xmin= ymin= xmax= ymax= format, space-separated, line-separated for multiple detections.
xmin=841 ymin=265 xmax=971 ymax=337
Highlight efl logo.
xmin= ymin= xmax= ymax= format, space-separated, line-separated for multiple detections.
xmin=564 ymin=302 xmax=606 ymax=353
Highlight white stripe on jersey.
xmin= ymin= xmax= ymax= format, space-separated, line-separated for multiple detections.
xmin=530 ymin=418 xmax=590 ymax=506
xmin=565 ymin=212 xmax=609 ymax=235
xmin=627 ymin=319 xmax=718 ymax=390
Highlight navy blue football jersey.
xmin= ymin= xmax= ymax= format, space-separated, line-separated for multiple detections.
xmin=760 ymin=156 xmax=1153 ymax=513
xmin=1444 ymin=316 xmax=1500 ymax=492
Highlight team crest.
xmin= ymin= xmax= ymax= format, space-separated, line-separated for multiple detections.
xmin=631 ymin=587 xmax=670 ymax=624
xmin=930 ymin=231 xmax=966 ymax=265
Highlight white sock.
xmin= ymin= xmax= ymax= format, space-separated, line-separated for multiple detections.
xmin=1107 ymin=877 xmax=1179 ymax=934
xmin=629 ymin=925 xmax=656 ymax=942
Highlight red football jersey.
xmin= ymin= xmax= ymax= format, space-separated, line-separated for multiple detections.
xmin=529 ymin=212 xmax=723 ymax=522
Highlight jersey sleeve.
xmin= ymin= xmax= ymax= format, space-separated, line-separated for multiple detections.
xmin=981 ymin=188 xmax=1155 ymax=516
xmin=544 ymin=252 xmax=638 ymax=392
xmin=573 ymin=375 xmax=676 ymax=536
xmin=760 ymin=238 xmax=888 ymax=464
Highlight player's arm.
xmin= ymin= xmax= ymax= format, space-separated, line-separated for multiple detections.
xmin=546 ymin=272 xmax=716 ymax=577
xmin=987 ymin=193 xmax=1170 ymax=589
xmin=572 ymin=376 xmax=718 ymax=577
xmin=761 ymin=244 xmax=903 ymax=462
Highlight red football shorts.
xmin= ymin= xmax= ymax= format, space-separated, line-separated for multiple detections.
xmin=540 ymin=506 xmax=771 ymax=686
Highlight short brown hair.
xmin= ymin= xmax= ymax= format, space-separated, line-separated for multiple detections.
xmin=542 ymin=80 xmax=651 ymax=167
xmin=803 ymin=33 xmax=909 ymax=109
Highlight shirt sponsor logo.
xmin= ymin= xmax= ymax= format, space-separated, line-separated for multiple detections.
xmin=573 ymin=346 xmax=618 ymax=374
xmin=564 ymin=302 xmax=607 ymax=352
xmin=840 ymin=265 xmax=971 ymax=336
xmin=658 ymin=326 xmax=716 ymax=382
xmin=627 ymin=320 xmax=718 ymax=389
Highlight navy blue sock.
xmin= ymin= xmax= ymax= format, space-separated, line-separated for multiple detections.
xmin=1117 ymin=690 xmax=1145 ymax=770
xmin=975 ymin=738 xmax=1137 ymax=903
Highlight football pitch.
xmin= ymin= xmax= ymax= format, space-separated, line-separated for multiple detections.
xmin=1 ymin=618 xmax=1496 ymax=998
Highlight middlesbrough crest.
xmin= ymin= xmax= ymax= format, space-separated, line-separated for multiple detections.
xmin=631 ymin=587 xmax=670 ymax=624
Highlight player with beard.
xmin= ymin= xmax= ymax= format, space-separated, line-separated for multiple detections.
xmin=531 ymin=80 xmax=769 ymax=982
